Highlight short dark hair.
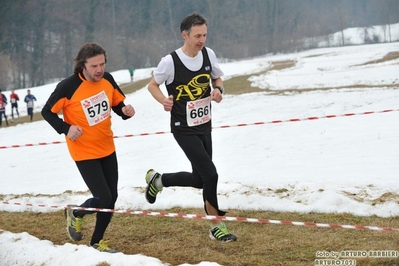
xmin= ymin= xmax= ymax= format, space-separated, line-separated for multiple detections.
xmin=73 ymin=43 xmax=107 ymax=74
xmin=180 ymin=12 xmax=207 ymax=34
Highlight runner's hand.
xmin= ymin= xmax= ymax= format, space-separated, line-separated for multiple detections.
xmin=211 ymin=89 xmax=223 ymax=103
xmin=67 ymin=125 xmax=83 ymax=141
xmin=122 ymin=104 xmax=135 ymax=117
xmin=163 ymin=95 xmax=173 ymax=111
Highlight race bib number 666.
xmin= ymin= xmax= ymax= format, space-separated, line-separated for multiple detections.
xmin=81 ymin=91 xmax=110 ymax=126
xmin=186 ymin=96 xmax=211 ymax=127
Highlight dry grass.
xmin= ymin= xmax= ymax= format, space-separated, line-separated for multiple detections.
xmin=223 ymin=60 xmax=296 ymax=95
xmin=360 ymin=51 xmax=399 ymax=66
xmin=223 ymin=51 xmax=399 ymax=96
xmin=120 ymin=77 xmax=152 ymax=93
xmin=2 ymin=52 xmax=399 ymax=265
xmin=1 ymin=208 xmax=399 ymax=265
xmin=0 ymin=109 xmax=44 ymax=128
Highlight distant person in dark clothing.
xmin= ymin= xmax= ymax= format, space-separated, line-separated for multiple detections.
xmin=0 ymin=89 xmax=9 ymax=126
xmin=10 ymin=89 xmax=20 ymax=122
xmin=24 ymin=89 xmax=37 ymax=121
xmin=129 ymin=66 xmax=134 ymax=82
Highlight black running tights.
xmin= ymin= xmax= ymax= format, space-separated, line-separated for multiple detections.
xmin=162 ymin=133 xmax=225 ymax=216
xmin=74 ymin=152 xmax=119 ymax=245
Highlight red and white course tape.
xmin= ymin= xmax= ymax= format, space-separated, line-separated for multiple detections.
xmin=0 ymin=108 xmax=397 ymax=150
xmin=2 ymin=202 xmax=398 ymax=232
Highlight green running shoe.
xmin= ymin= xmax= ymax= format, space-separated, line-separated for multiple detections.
xmin=64 ymin=205 xmax=83 ymax=241
xmin=209 ymin=223 xmax=237 ymax=242
xmin=91 ymin=240 xmax=117 ymax=253
xmin=145 ymin=169 xmax=163 ymax=204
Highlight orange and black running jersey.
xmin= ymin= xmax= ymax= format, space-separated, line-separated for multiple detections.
xmin=42 ymin=72 xmax=130 ymax=161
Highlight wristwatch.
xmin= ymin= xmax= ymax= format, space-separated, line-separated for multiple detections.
xmin=214 ymin=85 xmax=224 ymax=94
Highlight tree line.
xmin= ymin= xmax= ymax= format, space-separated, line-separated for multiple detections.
xmin=0 ymin=0 xmax=398 ymax=90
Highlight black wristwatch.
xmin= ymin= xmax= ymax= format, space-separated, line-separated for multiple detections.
xmin=214 ymin=85 xmax=224 ymax=94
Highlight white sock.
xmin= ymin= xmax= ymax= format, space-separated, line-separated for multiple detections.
xmin=155 ymin=175 xmax=163 ymax=188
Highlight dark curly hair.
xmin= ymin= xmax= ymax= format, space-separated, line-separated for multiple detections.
xmin=73 ymin=43 xmax=107 ymax=74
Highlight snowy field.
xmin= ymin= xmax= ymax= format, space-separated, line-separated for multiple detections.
xmin=0 ymin=40 xmax=398 ymax=265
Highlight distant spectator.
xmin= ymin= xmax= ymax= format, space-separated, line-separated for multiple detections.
xmin=0 ymin=89 xmax=9 ymax=127
xmin=24 ymin=89 xmax=37 ymax=121
xmin=129 ymin=66 xmax=134 ymax=82
xmin=10 ymin=89 xmax=20 ymax=122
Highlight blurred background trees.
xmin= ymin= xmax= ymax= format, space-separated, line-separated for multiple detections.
xmin=0 ymin=0 xmax=398 ymax=90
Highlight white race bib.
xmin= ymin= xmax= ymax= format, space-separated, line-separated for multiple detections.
xmin=186 ymin=96 xmax=211 ymax=127
xmin=81 ymin=91 xmax=110 ymax=126
xmin=11 ymin=98 xmax=16 ymax=103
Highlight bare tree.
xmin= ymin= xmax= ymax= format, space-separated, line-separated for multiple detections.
xmin=0 ymin=53 xmax=12 ymax=90
xmin=85 ymin=0 xmax=98 ymax=42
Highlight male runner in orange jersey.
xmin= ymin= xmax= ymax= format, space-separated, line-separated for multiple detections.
xmin=42 ymin=43 xmax=135 ymax=252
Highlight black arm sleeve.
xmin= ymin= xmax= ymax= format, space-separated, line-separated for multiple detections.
xmin=112 ymin=102 xmax=130 ymax=120
xmin=41 ymin=75 xmax=81 ymax=135
xmin=103 ymin=72 xmax=132 ymax=121
xmin=41 ymin=102 xmax=71 ymax=135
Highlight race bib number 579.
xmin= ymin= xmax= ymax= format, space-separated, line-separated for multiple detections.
xmin=186 ymin=96 xmax=211 ymax=127
xmin=81 ymin=91 xmax=110 ymax=126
